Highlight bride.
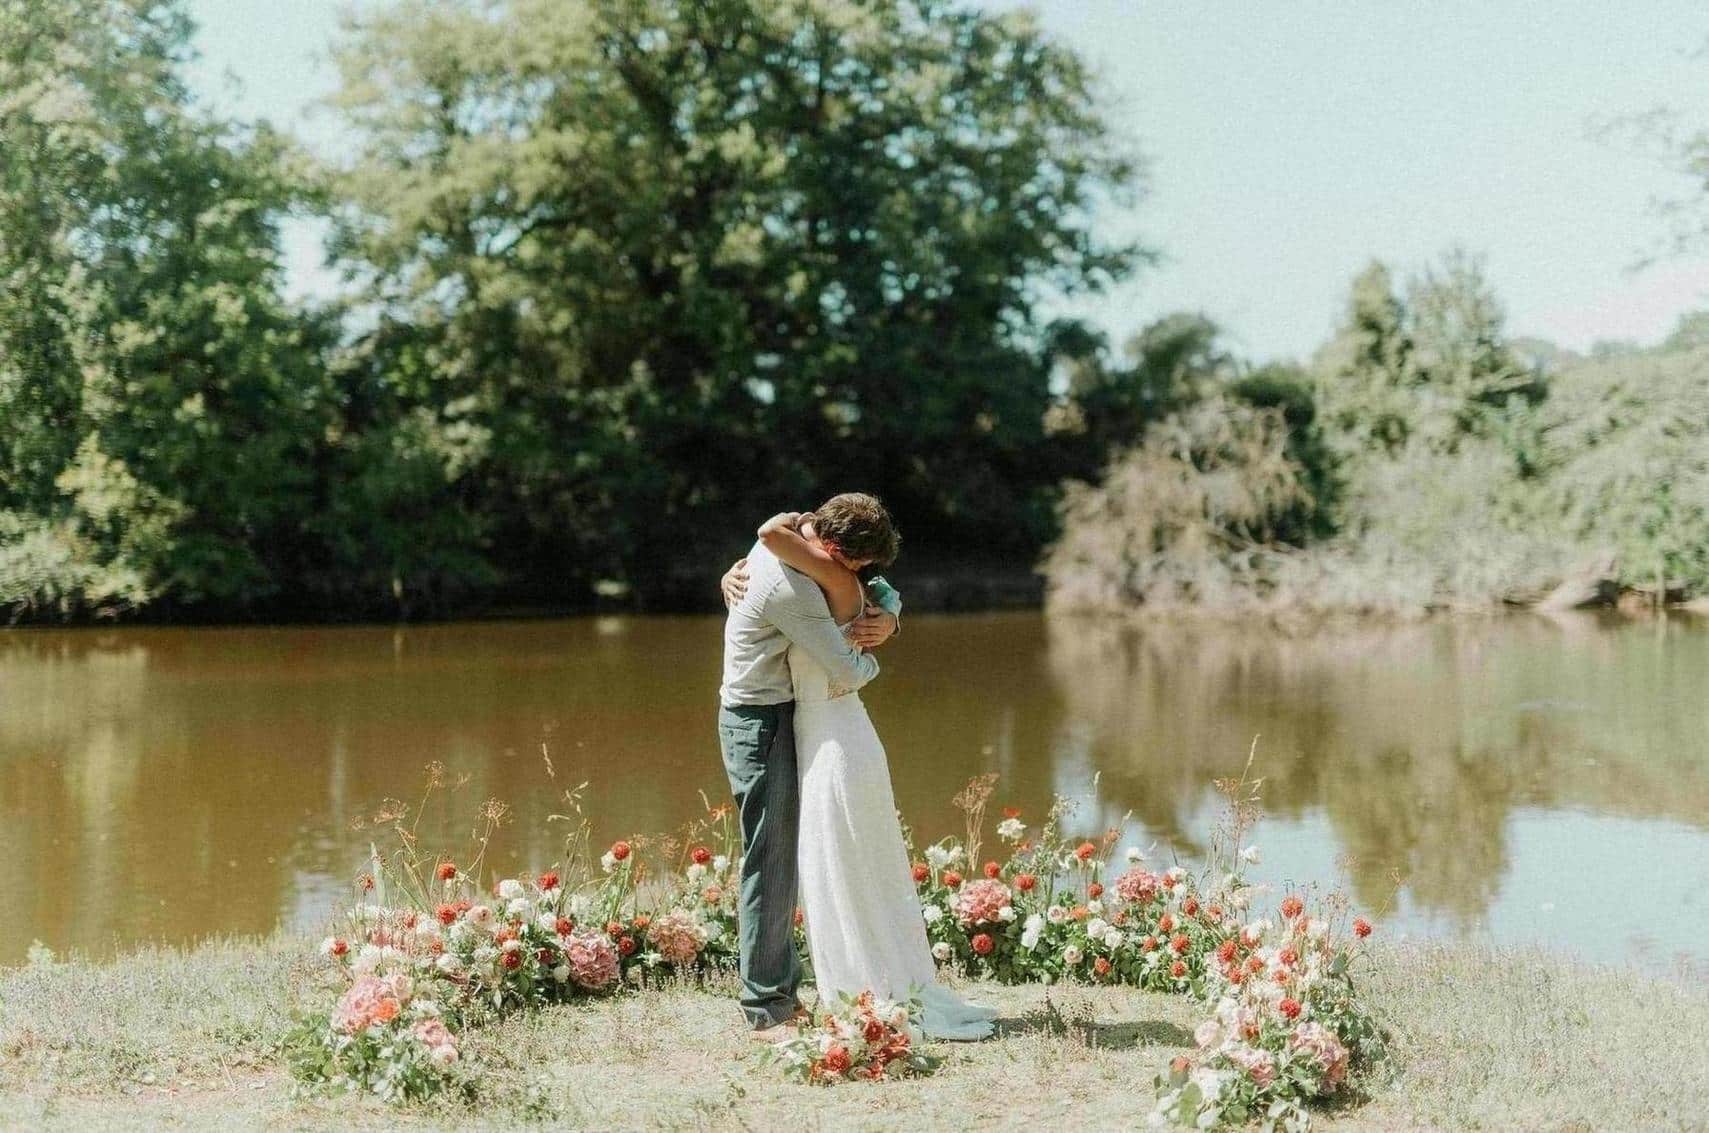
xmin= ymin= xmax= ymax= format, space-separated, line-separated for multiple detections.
xmin=756 ymin=509 xmax=997 ymax=1041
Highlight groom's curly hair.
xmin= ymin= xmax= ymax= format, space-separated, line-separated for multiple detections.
xmin=813 ymin=493 xmax=901 ymax=568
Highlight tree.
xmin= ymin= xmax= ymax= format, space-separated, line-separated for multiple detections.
xmin=0 ymin=0 xmax=330 ymax=617
xmin=325 ymin=0 xmax=1141 ymax=599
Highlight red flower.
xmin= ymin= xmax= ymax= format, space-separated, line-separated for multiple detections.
xmin=1353 ymin=917 xmax=1373 ymax=938
xmin=1142 ymin=935 xmax=1159 ymax=952
xmin=863 ymin=1018 xmax=887 ymax=1043
xmin=328 ymin=938 xmax=349 ymax=957
xmin=1170 ymin=1055 xmax=1192 ymax=1075
xmin=502 ymin=950 xmax=523 ymax=970
xmin=942 ymin=870 xmax=963 ymax=889
xmin=911 ymin=862 xmax=930 ymax=883
xmin=357 ymin=873 xmax=375 ymax=892
xmin=1280 ymin=895 xmax=1304 ymax=920
xmin=1002 ymin=807 xmax=1021 ymax=819
xmin=1170 ymin=933 xmax=1190 ymax=955
xmin=538 ymin=870 xmax=559 ymax=890
xmin=1093 ymin=956 xmax=1112 ymax=978
xmin=537 ymin=948 xmax=554 ymax=964
xmin=1207 ymin=904 xmax=1224 ymax=922
xmin=1087 ymin=882 xmax=1104 ymax=900
xmin=1014 ymin=873 xmax=1037 ymax=892
xmin=793 ymin=908 xmax=805 ymax=927
xmin=1216 ymin=939 xmax=1238 ymax=964
xmin=1182 ymin=897 xmax=1199 ymax=916
xmin=618 ymin=936 xmax=636 ymax=956
xmin=690 ymin=845 xmax=712 ymax=865
xmin=632 ymin=915 xmax=651 ymax=930
xmin=1279 ymin=946 xmax=1299 ymax=967
xmin=604 ymin=920 xmax=623 ymax=937
xmin=1069 ymin=905 xmax=1089 ymax=921
xmin=971 ymin=933 xmax=995 ymax=956
xmin=610 ymin=840 xmax=632 ymax=862
xmin=702 ymin=885 xmax=722 ymax=904
xmin=435 ymin=903 xmax=458 ymax=926
xmin=555 ymin=916 xmax=574 ymax=935
xmin=983 ymin=861 xmax=1001 ymax=879
xmin=1074 ymin=842 xmax=1096 ymax=861
xmin=1169 ymin=960 xmax=1187 ymax=978
xmin=435 ymin=861 xmax=457 ymax=882
xmin=1279 ymin=997 xmax=1302 ymax=1020
xmin=1228 ymin=968 xmax=1246 ymax=986
xmin=1158 ymin=913 xmax=1175 ymax=934
xmin=823 ymin=1045 xmax=852 ymax=1075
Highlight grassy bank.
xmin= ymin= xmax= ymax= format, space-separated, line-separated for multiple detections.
xmin=1 ymin=938 xmax=1703 ymax=1131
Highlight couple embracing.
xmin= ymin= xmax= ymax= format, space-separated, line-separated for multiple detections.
xmin=716 ymin=493 xmax=996 ymax=1041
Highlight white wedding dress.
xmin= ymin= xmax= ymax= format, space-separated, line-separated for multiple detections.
xmin=790 ymin=629 xmax=998 ymax=1040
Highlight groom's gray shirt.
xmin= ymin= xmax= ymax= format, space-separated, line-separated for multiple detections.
xmin=719 ymin=542 xmax=890 ymax=707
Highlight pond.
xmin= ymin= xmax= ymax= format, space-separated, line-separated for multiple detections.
xmin=3 ymin=612 xmax=1706 ymax=971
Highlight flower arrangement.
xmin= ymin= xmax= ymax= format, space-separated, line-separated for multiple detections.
xmin=289 ymin=762 xmax=1386 ymax=1126
xmin=285 ymin=971 xmax=462 ymax=1102
xmin=759 ymin=991 xmax=942 ymax=1084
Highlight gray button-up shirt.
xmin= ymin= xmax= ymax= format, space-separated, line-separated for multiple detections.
xmin=718 ymin=542 xmax=901 ymax=707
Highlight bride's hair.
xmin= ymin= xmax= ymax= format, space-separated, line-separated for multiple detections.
xmin=812 ymin=493 xmax=901 ymax=568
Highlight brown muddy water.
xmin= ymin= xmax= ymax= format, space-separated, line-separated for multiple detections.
xmin=3 ymin=612 xmax=1705 ymax=970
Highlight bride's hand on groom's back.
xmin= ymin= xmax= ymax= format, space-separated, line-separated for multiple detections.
xmin=721 ymin=558 xmax=749 ymax=609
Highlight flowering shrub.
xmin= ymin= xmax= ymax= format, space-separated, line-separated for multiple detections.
xmin=759 ymin=991 xmax=942 ymax=1084
xmin=286 ymin=972 xmax=462 ymax=1102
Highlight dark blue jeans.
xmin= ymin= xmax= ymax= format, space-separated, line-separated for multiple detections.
xmin=717 ymin=702 xmax=801 ymax=1028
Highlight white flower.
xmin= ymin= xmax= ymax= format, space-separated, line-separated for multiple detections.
xmin=353 ymin=944 xmax=384 ymax=973
xmin=415 ymin=998 xmax=440 ymax=1017
xmin=686 ymin=862 xmax=708 ymax=883
xmin=506 ymin=897 xmax=532 ymax=919
xmin=1165 ymin=866 xmax=1187 ymax=884
xmin=1239 ymin=845 xmax=1261 ymax=866
xmin=924 ymin=844 xmax=963 ymax=870
xmin=931 ymin=941 xmax=952 ymax=961
xmin=466 ymin=904 xmax=493 ymax=927
xmin=1046 ymin=905 xmax=1068 ymax=925
xmin=538 ymin=913 xmax=560 ymax=934
xmin=997 ymin=905 xmax=1017 ymax=923
xmin=317 ymin=936 xmax=342 ymax=958
xmin=1086 ymin=917 xmax=1109 ymax=939
xmin=1190 ymin=1066 xmax=1230 ymax=1102
xmin=922 ymin=904 xmax=944 ymax=925
xmin=552 ymin=964 xmax=571 ymax=983
xmin=435 ymin=953 xmax=460 ymax=974
xmin=713 ymin=855 xmax=730 ymax=873
xmin=996 ymin=817 xmax=1026 ymax=841
xmin=600 ymin=852 xmax=618 ymax=873
xmin=1062 ymin=945 xmax=1083 ymax=966
xmin=568 ymin=895 xmax=591 ymax=918
xmin=429 ymin=1045 xmax=458 ymax=1067
xmin=1125 ymin=845 xmax=1145 ymax=863
xmin=1102 ymin=928 xmax=1125 ymax=950
xmin=1020 ymin=915 xmax=1043 ymax=951
xmin=497 ymin=879 xmax=524 ymax=900
xmin=1194 ymin=1020 xmax=1224 ymax=1050
xmin=1087 ymin=899 xmax=1104 ymax=916
xmin=501 ymin=938 xmax=523 ymax=954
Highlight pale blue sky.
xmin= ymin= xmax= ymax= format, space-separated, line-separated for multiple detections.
xmin=187 ymin=0 xmax=1709 ymax=361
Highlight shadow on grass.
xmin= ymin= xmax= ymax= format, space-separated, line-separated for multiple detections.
xmin=993 ymin=1002 xmax=1193 ymax=1050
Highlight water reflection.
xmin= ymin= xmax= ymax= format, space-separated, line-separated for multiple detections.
xmin=1 ymin=614 xmax=1705 ymax=968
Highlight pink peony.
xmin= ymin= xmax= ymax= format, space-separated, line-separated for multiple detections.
xmin=1289 ymin=1022 xmax=1350 ymax=1089
xmin=1225 ymin=1043 xmax=1276 ymax=1087
xmin=648 ymin=909 xmax=707 ymax=966
xmin=412 ymin=1016 xmax=459 ymax=1068
xmin=332 ymin=974 xmax=407 ymax=1034
xmin=951 ymin=878 xmax=1012 ymax=926
xmin=1114 ymin=867 xmax=1160 ymax=905
xmin=562 ymin=930 xmax=621 ymax=990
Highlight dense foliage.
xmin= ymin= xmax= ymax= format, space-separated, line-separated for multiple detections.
xmin=1 ymin=0 xmax=1138 ymax=620
xmin=1047 ymin=254 xmax=1709 ymax=617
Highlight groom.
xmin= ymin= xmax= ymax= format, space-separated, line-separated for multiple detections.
xmin=716 ymin=492 xmax=903 ymax=1033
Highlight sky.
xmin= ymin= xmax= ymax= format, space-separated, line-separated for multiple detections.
xmin=186 ymin=0 xmax=1709 ymax=362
